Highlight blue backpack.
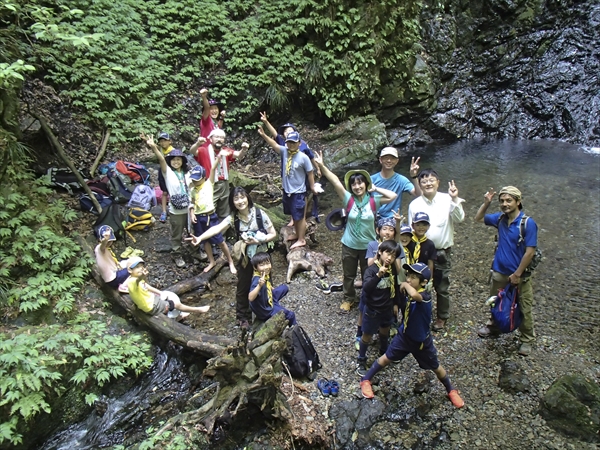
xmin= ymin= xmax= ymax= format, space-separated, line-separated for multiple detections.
xmin=490 ymin=283 xmax=523 ymax=333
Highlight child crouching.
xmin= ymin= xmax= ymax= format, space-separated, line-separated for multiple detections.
xmin=248 ymin=252 xmax=297 ymax=326
xmin=126 ymin=257 xmax=210 ymax=318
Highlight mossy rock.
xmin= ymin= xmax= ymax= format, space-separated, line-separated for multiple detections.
xmin=228 ymin=169 xmax=261 ymax=193
xmin=321 ymin=115 xmax=387 ymax=169
xmin=540 ymin=374 xmax=600 ymax=442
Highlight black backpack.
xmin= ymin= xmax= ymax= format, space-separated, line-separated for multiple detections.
xmin=282 ymin=325 xmax=321 ymax=379
xmin=107 ymin=172 xmax=133 ymax=203
xmin=93 ymin=203 xmax=125 ymax=240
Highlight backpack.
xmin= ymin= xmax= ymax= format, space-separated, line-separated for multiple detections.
xmin=490 ymin=283 xmax=523 ymax=333
xmin=495 ymin=214 xmax=543 ymax=273
xmin=115 ymin=160 xmax=151 ymax=185
xmin=87 ymin=179 xmax=112 ymax=197
xmin=282 ymin=325 xmax=322 ymax=379
xmin=79 ymin=192 xmax=114 ymax=215
xmin=107 ymin=172 xmax=133 ymax=203
xmin=93 ymin=203 xmax=125 ymax=240
xmin=125 ymin=207 xmax=155 ymax=232
xmin=46 ymin=168 xmax=85 ymax=194
xmin=128 ymin=185 xmax=157 ymax=210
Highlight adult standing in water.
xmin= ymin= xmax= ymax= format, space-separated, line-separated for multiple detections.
xmin=408 ymin=169 xmax=465 ymax=331
xmin=313 ymin=151 xmax=397 ymax=311
xmin=371 ymin=146 xmax=422 ymax=219
xmin=474 ymin=186 xmax=538 ymax=356
xmin=188 ymin=187 xmax=277 ymax=329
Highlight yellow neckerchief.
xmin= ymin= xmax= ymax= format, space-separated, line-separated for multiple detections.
xmin=162 ymin=145 xmax=174 ymax=156
xmin=253 ymin=270 xmax=273 ymax=306
xmin=109 ymin=248 xmax=119 ymax=265
xmin=285 ymin=148 xmax=299 ymax=176
xmin=411 ymin=234 xmax=428 ymax=262
xmin=403 ymin=286 xmax=427 ymax=347
xmin=403 ymin=245 xmax=414 ymax=265
xmin=375 ymin=260 xmax=395 ymax=299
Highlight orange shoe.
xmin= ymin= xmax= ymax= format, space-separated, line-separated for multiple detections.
xmin=448 ymin=390 xmax=464 ymax=408
xmin=360 ymin=380 xmax=374 ymax=399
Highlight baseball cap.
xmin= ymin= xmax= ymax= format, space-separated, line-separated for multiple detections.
xmin=98 ymin=225 xmax=116 ymax=241
xmin=403 ymin=262 xmax=431 ymax=281
xmin=399 ymin=225 xmax=413 ymax=235
xmin=189 ymin=165 xmax=207 ymax=181
xmin=413 ymin=212 xmax=430 ymax=224
xmin=277 ymin=123 xmax=297 ymax=136
xmin=380 ymin=147 xmax=398 ymax=158
xmin=285 ymin=131 xmax=301 ymax=143
xmin=157 ymin=132 xmax=170 ymax=141
xmin=127 ymin=257 xmax=145 ymax=270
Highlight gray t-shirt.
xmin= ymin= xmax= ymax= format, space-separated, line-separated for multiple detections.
xmin=279 ymin=145 xmax=313 ymax=194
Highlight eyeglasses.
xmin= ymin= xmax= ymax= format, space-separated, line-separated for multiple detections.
xmin=420 ymin=178 xmax=438 ymax=185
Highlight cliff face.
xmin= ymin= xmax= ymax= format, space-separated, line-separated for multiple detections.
xmin=379 ymin=0 xmax=599 ymax=146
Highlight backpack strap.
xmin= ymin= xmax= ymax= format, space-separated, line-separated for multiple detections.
xmin=346 ymin=194 xmax=376 ymax=214
xmin=518 ymin=215 xmax=529 ymax=245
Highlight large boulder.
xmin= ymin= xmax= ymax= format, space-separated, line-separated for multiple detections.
xmin=540 ymin=374 xmax=600 ymax=442
xmin=321 ymin=115 xmax=388 ymax=169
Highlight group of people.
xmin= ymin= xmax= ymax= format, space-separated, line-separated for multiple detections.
xmin=93 ymin=96 xmax=539 ymax=407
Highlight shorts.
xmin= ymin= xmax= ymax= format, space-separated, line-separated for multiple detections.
xmin=361 ymin=305 xmax=394 ymax=335
xmin=282 ymin=192 xmax=306 ymax=221
xmin=193 ymin=212 xmax=224 ymax=245
xmin=386 ymin=333 xmax=439 ymax=371
xmin=106 ymin=268 xmax=130 ymax=289
xmin=149 ymin=292 xmax=180 ymax=317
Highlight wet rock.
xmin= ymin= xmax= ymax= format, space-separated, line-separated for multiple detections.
xmin=228 ymin=169 xmax=261 ymax=193
xmin=540 ymin=374 xmax=600 ymax=442
xmin=498 ymin=360 xmax=531 ymax=393
xmin=329 ymin=398 xmax=386 ymax=447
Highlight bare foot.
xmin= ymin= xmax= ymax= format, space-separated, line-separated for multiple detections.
xmin=198 ymin=306 xmax=210 ymax=313
xmin=203 ymin=261 xmax=217 ymax=273
xmin=180 ymin=312 xmax=190 ymax=318
xmin=290 ymin=240 xmax=306 ymax=250
xmin=229 ymin=262 xmax=238 ymax=275
xmin=287 ymin=219 xmax=294 ymax=227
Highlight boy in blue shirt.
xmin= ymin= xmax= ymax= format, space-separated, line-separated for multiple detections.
xmin=248 ymin=252 xmax=297 ymax=326
xmin=359 ymin=263 xmax=464 ymax=408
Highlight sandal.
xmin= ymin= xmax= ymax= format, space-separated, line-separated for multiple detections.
xmin=159 ymin=212 xmax=167 ymax=223
xmin=120 ymin=246 xmax=134 ymax=258
xmin=329 ymin=380 xmax=339 ymax=396
xmin=317 ymin=379 xmax=331 ymax=396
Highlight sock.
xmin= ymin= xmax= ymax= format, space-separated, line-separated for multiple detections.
xmin=362 ymin=361 xmax=384 ymax=382
xmin=378 ymin=334 xmax=389 ymax=355
xmin=356 ymin=325 xmax=363 ymax=338
xmin=358 ymin=339 xmax=369 ymax=359
xmin=439 ymin=375 xmax=454 ymax=393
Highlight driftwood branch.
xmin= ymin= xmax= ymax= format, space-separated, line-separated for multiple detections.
xmin=90 ymin=128 xmax=111 ymax=178
xmin=31 ymin=112 xmax=102 ymax=213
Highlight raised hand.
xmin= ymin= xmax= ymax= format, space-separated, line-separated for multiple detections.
xmin=219 ymin=110 xmax=226 ymax=118
xmin=259 ymin=111 xmax=268 ymax=123
xmin=409 ymin=156 xmax=421 ymax=177
xmin=448 ymin=180 xmax=459 ymax=198
xmin=257 ymin=126 xmax=265 ymax=137
xmin=258 ymin=271 xmax=266 ymax=286
xmin=392 ymin=209 xmax=405 ymax=223
xmin=195 ymin=136 xmax=207 ymax=145
xmin=140 ymin=132 xmax=155 ymax=147
xmin=483 ymin=187 xmax=496 ymax=203
xmin=200 ymin=88 xmax=208 ymax=97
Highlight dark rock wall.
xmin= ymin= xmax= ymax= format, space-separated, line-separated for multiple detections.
xmin=382 ymin=0 xmax=600 ymax=146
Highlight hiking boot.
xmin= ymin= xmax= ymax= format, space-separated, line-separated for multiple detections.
xmin=477 ymin=325 xmax=500 ymax=338
xmin=356 ymin=358 xmax=368 ymax=377
xmin=340 ymin=300 xmax=355 ymax=311
xmin=360 ymin=380 xmax=374 ymax=399
xmin=432 ymin=318 xmax=446 ymax=332
xmin=174 ymin=255 xmax=186 ymax=268
xmin=448 ymin=390 xmax=464 ymax=408
xmin=518 ymin=342 xmax=532 ymax=356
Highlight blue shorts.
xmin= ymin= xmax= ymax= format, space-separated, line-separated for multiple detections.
xmin=361 ymin=306 xmax=394 ymax=335
xmin=106 ymin=268 xmax=129 ymax=289
xmin=386 ymin=333 xmax=440 ymax=371
xmin=193 ymin=213 xmax=224 ymax=245
xmin=282 ymin=192 xmax=306 ymax=221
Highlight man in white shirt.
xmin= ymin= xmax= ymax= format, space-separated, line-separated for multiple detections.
xmin=408 ymin=169 xmax=465 ymax=331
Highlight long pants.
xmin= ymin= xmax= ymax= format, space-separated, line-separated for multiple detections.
xmin=342 ymin=244 xmax=367 ymax=304
xmin=432 ymin=248 xmax=452 ymax=320
xmin=214 ymin=180 xmax=230 ymax=219
xmin=491 ymin=271 xmax=535 ymax=343
xmin=169 ymin=213 xmax=188 ymax=253
xmin=235 ymin=260 xmax=254 ymax=322
xmin=269 ymin=285 xmax=297 ymax=326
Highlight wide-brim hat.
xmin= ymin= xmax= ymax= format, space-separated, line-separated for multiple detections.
xmin=325 ymin=208 xmax=347 ymax=231
xmin=344 ymin=169 xmax=372 ymax=192
xmin=165 ymin=149 xmax=188 ymax=172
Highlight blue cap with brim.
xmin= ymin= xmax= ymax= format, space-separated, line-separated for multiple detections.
xmin=403 ymin=262 xmax=431 ymax=281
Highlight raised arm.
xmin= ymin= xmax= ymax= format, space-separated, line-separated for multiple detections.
xmin=188 ymin=219 xmax=231 ymax=246
xmin=257 ymin=126 xmax=281 ymax=154
xmin=370 ymin=185 xmax=397 ymax=205
xmin=189 ymin=136 xmax=207 ymax=157
xmin=474 ymin=188 xmax=496 ymax=222
xmin=233 ymin=142 xmax=249 ymax=160
xmin=259 ymin=112 xmax=278 ymax=138
xmin=200 ymin=88 xmax=210 ymax=120
xmin=312 ymin=150 xmax=347 ymax=201
xmin=140 ymin=132 xmax=167 ymax=174
xmin=448 ymin=180 xmax=465 ymax=222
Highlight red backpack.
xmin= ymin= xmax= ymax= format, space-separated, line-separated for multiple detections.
xmin=115 ymin=160 xmax=150 ymax=184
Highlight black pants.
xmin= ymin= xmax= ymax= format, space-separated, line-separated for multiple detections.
xmin=235 ymin=261 xmax=253 ymax=322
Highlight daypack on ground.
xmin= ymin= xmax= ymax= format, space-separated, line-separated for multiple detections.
xmin=127 ymin=185 xmax=157 ymax=210
xmin=490 ymin=283 xmax=523 ymax=333
xmin=87 ymin=179 xmax=111 ymax=197
xmin=115 ymin=160 xmax=150 ymax=185
xmin=125 ymin=207 xmax=155 ymax=232
xmin=107 ymin=172 xmax=133 ymax=203
xmin=79 ymin=192 xmax=113 ymax=215
xmin=93 ymin=203 xmax=125 ymax=240
xmin=46 ymin=168 xmax=85 ymax=194
xmin=282 ymin=325 xmax=321 ymax=379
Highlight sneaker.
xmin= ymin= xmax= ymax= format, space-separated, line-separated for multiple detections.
xmin=340 ymin=301 xmax=355 ymax=311
xmin=432 ymin=318 xmax=446 ymax=332
xmin=174 ymin=255 xmax=186 ymax=268
xmin=448 ymin=390 xmax=464 ymax=408
xmin=477 ymin=325 xmax=500 ymax=338
xmin=159 ymin=212 xmax=167 ymax=223
xmin=354 ymin=336 xmax=361 ymax=351
xmin=329 ymin=282 xmax=343 ymax=293
xmin=315 ymin=279 xmax=331 ymax=294
xmin=518 ymin=342 xmax=532 ymax=356
xmin=356 ymin=359 xmax=368 ymax=377
xmin=360 ymin=380 xmax=374 ymax=399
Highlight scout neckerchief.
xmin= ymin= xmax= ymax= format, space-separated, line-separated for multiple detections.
xmin=174 ymin=169 xmax=187 ymax=195
xmin=411 ymin=234 xmax=428 ymax=262
xmin=109 ymin=248 xmax=119 ymax=265
xmin=285 ymin=148 xmax=299 ymax=176
xmin=374 ymin=260 xmax=395 ymax=299
xmin=209 ymin=145 xmax=228 ymax=182
xmin=253 ymin=271 xmax=273 ymax=306
xmin=403 ymin=286 xmax=428 ymax=348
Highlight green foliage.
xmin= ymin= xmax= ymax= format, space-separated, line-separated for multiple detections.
xmin=0 ymin=316 xmax=153 ymax=445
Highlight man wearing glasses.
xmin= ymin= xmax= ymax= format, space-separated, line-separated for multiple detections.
xmin=408 ymin=169 xmax=465 ymax=331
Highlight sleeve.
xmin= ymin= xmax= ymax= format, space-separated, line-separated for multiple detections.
xmin=524 ymin=217 xmax=538 ymax=247
xmin=302 ymin=154 xmax=313 ymax=172
xmin=275 ymin=135 xmax=285 ymax=146
xmin=407 ymin=198 xmax=417 ymax=226
xmin=449 ymin=194 xmax=465 ymax=223
xmin=343 ymin=191 xmax=352 ymax=209
xmin=300 ymin=142 xmax=314 ymax=159
xmin=259 ymin=209 xmax=273 ymax=229
xmin=401 ymin=175 xmax=415 ymax=193
xmin=484 ymin=212 xmax=502 ymax=228
xmin=366 ymin=240 xmax=379 ymax=259
xmin=374 ymin=195 xmax=382 ymax=210
xmin=362 ymin=265 xmax=380 ymax=295
xmin=249 ymin=276 xmax=260 ymax=292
